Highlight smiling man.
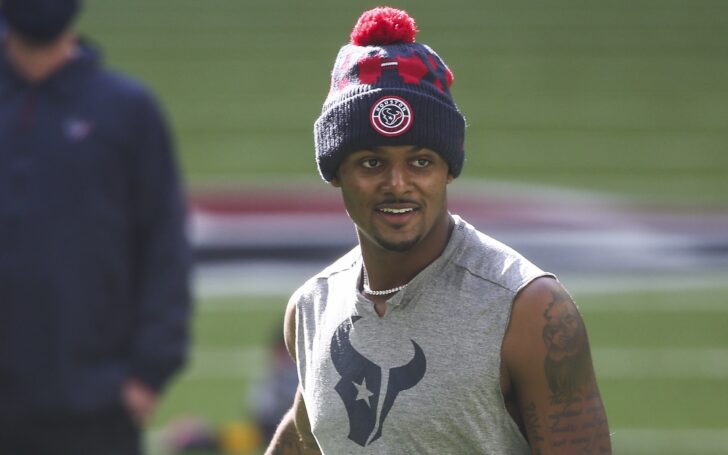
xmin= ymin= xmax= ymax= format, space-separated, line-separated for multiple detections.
xmin=266 ymin=7 xmax=611 ymax=455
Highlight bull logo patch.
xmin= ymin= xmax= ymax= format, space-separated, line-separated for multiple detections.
xmin=330 ymin=316 xmax=426 ymax=446
xmin=369 ymin=96 xmax=413 ymax=137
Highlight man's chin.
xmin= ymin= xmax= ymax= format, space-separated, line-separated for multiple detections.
xmin=375 ymin=236 xmax=420 ymax=253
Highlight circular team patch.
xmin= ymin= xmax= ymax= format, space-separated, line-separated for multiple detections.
xmin=370 ymin=96 xmax=413 ymax=137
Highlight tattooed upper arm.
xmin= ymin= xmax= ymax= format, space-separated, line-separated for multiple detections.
xmin=503 ymin=277 xmax=612 ymax=454
xmin=542 ymin=287 xmax=593 ymax=405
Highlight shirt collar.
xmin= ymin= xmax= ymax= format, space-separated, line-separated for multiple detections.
xmin=0 ymin=37 xmax=99 ymax=100
xmin=353 ymin=213 xmax=467 ymax=311
xmin=386 ymin=214 xmax=467 ymax=307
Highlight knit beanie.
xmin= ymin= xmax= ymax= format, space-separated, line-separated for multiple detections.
xmin=0 ymin=0 xmax=80 ymax=44
xmin=314 ymin=7 xmax=466 ymax=182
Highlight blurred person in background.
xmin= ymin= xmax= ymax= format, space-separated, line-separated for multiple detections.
xmin=0 ymin=0 xmax=191 ymax=453
xmin=157 ymin=326 xmax=295 ymax=455
xmin=250 ymin=328 xmax=298 ymax=446
xmin=266 ymin=7 xmax=611 ymax=455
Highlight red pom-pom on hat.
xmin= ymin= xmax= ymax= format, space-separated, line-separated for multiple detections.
xmin=350 ymin=7 xmax=418 ymax=46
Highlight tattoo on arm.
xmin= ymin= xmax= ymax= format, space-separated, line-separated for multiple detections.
xmin=541 ymin=289 xmax=612 ymax=453
xmin=542 ymin=289 xmax=591 ymax=404
xmin=547 ymin=402 xmax=611 ymax=454
xmin=523 ymin=402 xmax=544 ymax=454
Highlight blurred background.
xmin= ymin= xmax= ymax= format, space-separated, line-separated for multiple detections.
xmin=77 ymin=0 xmax=727 ymax=453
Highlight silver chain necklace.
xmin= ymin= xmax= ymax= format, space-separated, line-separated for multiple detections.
xmin=362 ymin=267 xmax=409 ymax=296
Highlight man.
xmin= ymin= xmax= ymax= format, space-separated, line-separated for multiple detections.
xmin=0 ymin=0 xmax=191 ymax=453
xmin=266 ymin=7 xmax=611 ymax=455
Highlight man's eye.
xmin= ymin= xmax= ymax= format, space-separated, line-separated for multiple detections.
xmin=412 ymin=158 xmax=431 ymax=168
xmin=361 ymin=159 xmax=381 ymax=169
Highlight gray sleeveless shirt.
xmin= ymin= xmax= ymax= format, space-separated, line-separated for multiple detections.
xmin=293 ymin=215 xmax=553 ymax=454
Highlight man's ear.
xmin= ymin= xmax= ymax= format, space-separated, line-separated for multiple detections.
xmin=447 ymin=174 xmax=454 ymax=184
xmin=329 ymin=175 xmax=342 ymax=188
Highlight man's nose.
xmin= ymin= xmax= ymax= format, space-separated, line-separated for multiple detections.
xmin=382 ymin=162 xmax=411 ymax=194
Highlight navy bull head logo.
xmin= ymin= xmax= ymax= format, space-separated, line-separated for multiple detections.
xmin=379 ymin=106 xmax=404 ymax=126
xmin=330 ymin=316 xmax=426 ymax=446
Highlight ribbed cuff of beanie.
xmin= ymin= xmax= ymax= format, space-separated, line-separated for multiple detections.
xmin=315 ymin=88 xmax=465 ymax=181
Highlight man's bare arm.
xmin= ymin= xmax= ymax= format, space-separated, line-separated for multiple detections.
xmin=264 ymin=297 xmax=321 ymax=455
xmin=265 ymin=407 xmax=306 ymax=455
xmin=265 ymin=390 xmax=320 ymax=455
xmin=504 ymin=277 xmax=612 ymax=454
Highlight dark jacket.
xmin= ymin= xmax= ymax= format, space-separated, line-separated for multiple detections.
xmin=0 ymin=39 xmax=191 ymax=418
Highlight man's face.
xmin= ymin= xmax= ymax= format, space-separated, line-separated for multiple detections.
xmin=331 ymin=145 xmax=453 ymax=253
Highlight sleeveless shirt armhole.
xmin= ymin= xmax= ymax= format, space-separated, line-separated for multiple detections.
xmin=514 ymin=272 xmax=558 ymax=298
xmin=497 ymin=272 xmax=555 ymax=452
xmin=500 ymin=271 xmax=558 ymax=373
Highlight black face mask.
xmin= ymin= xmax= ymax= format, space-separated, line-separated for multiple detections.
xmin=0 ymin=0 xmax=79 ymax=44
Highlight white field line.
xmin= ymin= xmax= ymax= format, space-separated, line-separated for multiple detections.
xmin=145 ymin=427 xmax=728 ymax=454
xmin=181 ymin=346 xmax=267 ymax=381
xmin=193 ymin=262 xmax=323 ymax=300
xmin=565 ymin=271 xmax=728 ymax=295
xmin=193 ymin=268 xmax=728 ymax=312
xmin=611 ymin=428 xmax=728 ymax=454
xmin=592 ymin=348 xmax=728 ymax=380
xmin=568 ymin=271 xmax=728 ymax=313
xmin=180 ymin=347 xmax=728 ymax=381
xmin=197 ymin=297 xmax=287 ymax=312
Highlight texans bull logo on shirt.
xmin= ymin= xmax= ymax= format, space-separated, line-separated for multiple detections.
xmin=330 ymin=316 xmax=427 ymax=447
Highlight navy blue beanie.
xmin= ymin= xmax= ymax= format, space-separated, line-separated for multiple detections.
xmin=314 ymin=7 xmax=466 ymax=182
xmin=0 ymin=0 xmax=80 ymax=43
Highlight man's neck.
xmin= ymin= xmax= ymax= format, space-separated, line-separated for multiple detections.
xmin=4 ymin=31 xmax=77 ymax=83
xmin=360 ymin=213 xmax=454 ymax=294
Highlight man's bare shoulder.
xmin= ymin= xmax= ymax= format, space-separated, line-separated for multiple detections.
xmin=283 ymin=297 xmax=296 ymax=361
xmin=503 ymin=277 xmax=612 ymax=454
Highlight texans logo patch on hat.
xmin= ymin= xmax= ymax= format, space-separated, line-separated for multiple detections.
xmin=369 ymin=96 xmax=413 ymax=136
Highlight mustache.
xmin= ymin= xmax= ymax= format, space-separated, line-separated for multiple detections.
xmin=377 ymin=197 xmax=419 ymax=205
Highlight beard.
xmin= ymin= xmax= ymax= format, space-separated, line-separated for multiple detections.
xmin=373 ymin=228 xmax=422 ymax=253
xmin=373 ymin=233 xmax=422 ymax=252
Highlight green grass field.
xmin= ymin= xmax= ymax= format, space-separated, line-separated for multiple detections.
xmin=72 ymin=1 xmax=728 ymax=453
xmin=77 ymin=0 xmax=728 ymax=205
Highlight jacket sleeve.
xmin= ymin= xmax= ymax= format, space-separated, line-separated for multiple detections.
xmin=127 ymin=89 xmax=192 ymax=392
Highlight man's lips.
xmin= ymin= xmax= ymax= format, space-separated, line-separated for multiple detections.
xmin=377 ymin=207 xmax=417 ymax=214
xmin=374 ymin=203 xmax=420 ymax=223
xmin=375 ymin=201 xmax=420 ymax=213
